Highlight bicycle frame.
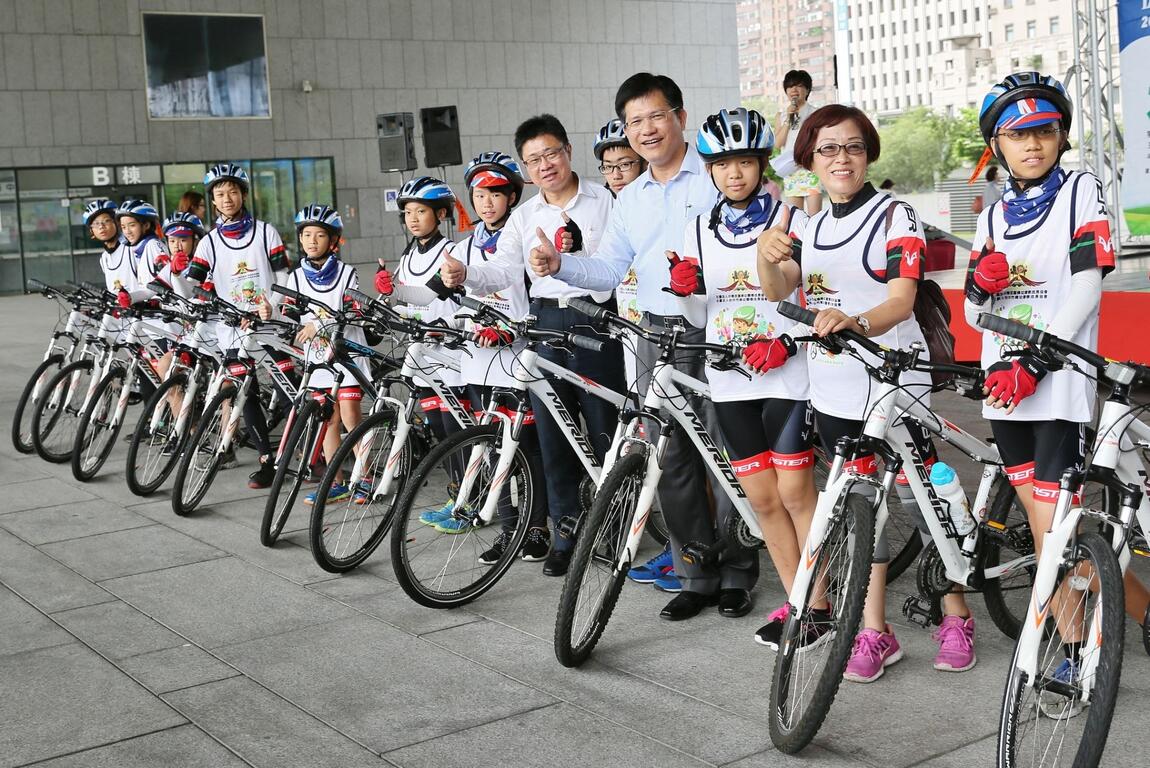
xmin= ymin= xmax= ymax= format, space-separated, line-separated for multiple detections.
xmin=454 ymin=343 xmax=632 ymax=527
xmin=210 ymin=326 xmax=303 ymax=455
xmin=50 ymin=312 xmax=124 ymax=422
xmin=145 ymin=317 xmax=222 ymax=440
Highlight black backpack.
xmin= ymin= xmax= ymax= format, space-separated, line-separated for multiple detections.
xmin=884 ymin=202 xmax=956 ymax=387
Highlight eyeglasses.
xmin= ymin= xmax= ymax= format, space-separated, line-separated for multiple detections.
xmin=623 ymin=108 xmax=680 ymax=132
xmin=599 ymin=160 xmax=640 ymax=176
xmin=814 ymin=141 xmax=868 ymax=158
xmin=995 ymin=125 xmax=1062 ymax=142
xmin=522 ymin=146 xmax=567 ymax=169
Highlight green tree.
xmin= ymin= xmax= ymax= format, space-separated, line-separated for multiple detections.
xmin=948 ymin=106 xmax=986 ymax=169
xmin=868 ymin=108 xmax=953 ymax=191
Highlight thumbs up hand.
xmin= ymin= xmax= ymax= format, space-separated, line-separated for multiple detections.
xmin=529 ymin=226 xmax=561 ymax=277
xmin=440 ymin=249 xmax=467 ymax=288
xmin=756 ymin=205 xmax=794 ymax=264
xmin=374 ymin=259 xmax=395 ymax=296
xmin=554 ymin=211 xmax=584 ymax=253
xmin=665 ymin=250 xmax=700 ymax=296
xmin=966 ymin=237 xmax=1010 ymax=304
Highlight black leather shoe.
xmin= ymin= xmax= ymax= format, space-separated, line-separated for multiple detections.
xmin=717 ymin=588 xmax=753 ymax=618
xmin=659 ymin=591 xmax=719 ymax=621
xmin=542 ymin=549 xmax=571 ymax=577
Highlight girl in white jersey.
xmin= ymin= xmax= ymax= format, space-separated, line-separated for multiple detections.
xmin=966 ymin=73 xmax=1149 ymax=655
xmin=759 ymin=104 xmax=976 ymax=682
xmin=186 ymin=163 xmax=293 ymax=489
xmin=260 ymin=205 xmax=366 ymax=506
xmin=666 ymin=108 xmax=819 ymax=648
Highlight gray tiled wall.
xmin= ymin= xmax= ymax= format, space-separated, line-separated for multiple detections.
xmin=0 ymin=0 xmax=738 ymax=268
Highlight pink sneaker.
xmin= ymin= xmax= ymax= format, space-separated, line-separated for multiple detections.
xmin=932 ymin=615 xmax=976 ymax=672
xmin=843 ymin=624 xmax=903 ymax=683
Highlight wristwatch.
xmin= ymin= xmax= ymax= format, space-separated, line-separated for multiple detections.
xmin=854 ymin=314 xmax=871 ymax=336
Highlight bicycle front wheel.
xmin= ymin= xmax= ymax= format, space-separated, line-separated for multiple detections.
xmin=310 ymin=408 xmax=403 ymax=573
xmin=554 ymin=452 xmax=645 ymax=668
xmin=31 ymin=359 xmax=95 ymax=463
xmin=391 ymin=424 xmax=534 ymax=608
xmin=769 ymin=489 xmax=876 ymax=754
xmin=171 ymin=388 xmax=233 ymax=516
xmin=997 ymin=531 xmax=1123 ymax=768
xmin=981 ymin=477 xmax=1037 ymax=640
xmin=261 ymin=399 xmax=321 ymax=547
xmin=71 ymin=368 xmax=127 ymax=481
xmin=125 ymin=374 xmax=191 ymax=496
xmin=12 ymin=353 xmax=65 ymax=454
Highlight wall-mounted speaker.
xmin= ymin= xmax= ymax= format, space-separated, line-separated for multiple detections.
xmin=420 ymin=105 xmax=462 ymax=167
xmin=377 ymin=112 xmax=417 ymax=173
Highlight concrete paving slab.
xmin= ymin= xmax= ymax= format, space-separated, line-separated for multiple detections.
xmin=214 ymin=614 xmax=558 ymax=754
xmin=162 ymin=676 xmax=387 ymax=768
xmin=0 ymin=454 xmax=49 ymax=484
xmin=41 ymin=524 xmax=228 ymax=581
xmin=0 ymin=528 xmax=114 ymax=613
xmin=0 ymin=584 xmax=73 ymax=657
xmin=722 ymin=745 xmax=872 ymax=767
xmin=325 ymin=581 xmax=487 ymax=637
xmin=31 ymin=724 xmax=250 ymax=768
xmin=0 ymin=497 xmax=152 ymax=544
xmin=118 ymin=643 xmax=241 ymax=695
xmin=51 ymin=599 xmax=189 ymax=661
xmin=425 ymin=618 xmax=773 ymax=765
xmin=0 ymin=475 xmax=98 ymax=513
xmin=101 ymin=556 xmax=358 ymax=649
xmin=383 ymin=701 xmax=710 ymax=768
xmin=0 ymin=643 xmax=185 ymax=768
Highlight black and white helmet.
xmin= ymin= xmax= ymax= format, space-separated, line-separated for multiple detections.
xmin=593 ymin=119 xmax=631 ymax=160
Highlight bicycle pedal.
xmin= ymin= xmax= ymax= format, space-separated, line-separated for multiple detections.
xmin=557 ymin=515 xmax=580 ymax=540
xmin=901 ymin=595 xmax=940 ymax=628
xmin=680 ymin=541 xmax=718 ymax=568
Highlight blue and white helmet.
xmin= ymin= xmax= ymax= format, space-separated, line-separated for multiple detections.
xmin=294 ymin=204 xmax=344 ymax=236
xmin=83 ymin=198 xmax=117 ymax=226
xmin=464 ymin=151 xmax=526 ymax=200
xmin=696 ymin=108 xmax=774 ymax=161
xmin=116 ymin=199 xmax=159 ymax=223
xmin=397 ymin=176 xmax=455 ymax=209
xmin=593 ymin=119 xmax=630 ymax=160
xmin=162 ymin=211 xmax=206 ymax=238
xmin=204 ymin=163 xmax=250 ymax=195
xmin=978 ymin=72 xmax=1072 ymax=144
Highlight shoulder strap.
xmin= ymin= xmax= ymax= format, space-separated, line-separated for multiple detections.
xmin=695 ymin=216 xmax=704 ymax=269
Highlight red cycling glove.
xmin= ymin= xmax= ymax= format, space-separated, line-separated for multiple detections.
xmin=984 ymin=356 xmax=1047 ymax=408
xmin=554 ymin=217 xmax=583 ymax=253
xmin=116 ymin=288 xmax=132 ymax=309
xmin=667 ymin=253 xmax=700 ymax=296
xmin=473 ymin=326 xmax=515 ymax=347
xmin=966 ymin=242 xmax=1011 ymax=304
xmin=742 ymin=335 xmax=797 ymax=373
xmin=375 ymin=267 xmax=394 ymax=296
xmin=170 ymin=250 xmax=189 ymax=274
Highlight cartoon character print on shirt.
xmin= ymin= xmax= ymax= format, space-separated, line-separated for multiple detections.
xmin=986 ymin=260 xmax=1051 ymax=351
xmin=803 ymin=271 xmax=844 ymax=361
xmin=228 ymin=260 xmax=265 ymax=308
xmin=617 ymin=267 xmax=641 ymax=324
xmin=710 ymin=267 xmax=775 ymax=344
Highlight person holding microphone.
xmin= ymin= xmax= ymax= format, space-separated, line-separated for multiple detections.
xmin=773 ymin=70 xmax=822 ymax=216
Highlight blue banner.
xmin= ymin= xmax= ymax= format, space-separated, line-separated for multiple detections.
xmin=1118 ymin=0 xmax=1150 ymax=234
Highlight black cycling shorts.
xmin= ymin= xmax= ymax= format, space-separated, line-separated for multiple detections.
xmin=814 ymin=410 xmax=938 ymax=480
xmin=714 ymin=398 xmax=814 ymax=477
xmin=990 ymin=419 xmax=1085 ymax=504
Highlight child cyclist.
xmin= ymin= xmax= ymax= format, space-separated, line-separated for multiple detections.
xmin=437 ymin=152 xmax=550 ymax=557
xmin=185 ymin=163 xmax=293 ymax=489
xmin=664 ymin=108 xmax=818 ymax=646
xmin=85 ymin=199 xmax=136 ymax=299
xmin=259 ymin=204 xmax=365 ymax=505
xmin=966 ymin=72 xmax=1150 ymax=678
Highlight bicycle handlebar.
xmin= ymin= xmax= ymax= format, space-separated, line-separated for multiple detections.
xmin=776 ymin=301 xmax=885 ymax=357
xmin=975 ymin=312 xmax=1129 ymax=381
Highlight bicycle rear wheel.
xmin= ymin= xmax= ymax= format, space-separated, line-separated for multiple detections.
xmin=31 ymin=359 xmax=95 ymax=463
xmin=769 ymin=489 xmax=876 ymax=754
xmin=310 ymin=409 xmax=403 ymax=573
xmin=171 ymin=388 xmax=233 ymax=516
xmin=554 ymin=452 xmax=645 ymax=668
xmin=125 ymin=374 xmax=191 ymax=496
xmin=12 ymin=353 xmax=64 ymax=454
xmin=980 ymin=477 xmax=1037 ymax=640
xmin=261 ymin=399 xmax=321 ymax=547
xmin=71 ymin=368 xmax=126 ymax=481
xmin=997 ymin=531 xmax=1123 ymax=768
xmin=391 ymin=424 xmax=534 ymax=608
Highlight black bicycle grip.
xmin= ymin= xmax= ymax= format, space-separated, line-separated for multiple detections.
xmin=81 ymin=280 xmax=106 ymax=296
xmin=569 ymin=334 xmax=605 ymax=353
xmin=457 ymin=295 xmax=487 ymax=313
xmin=26 ymin=278 xmax=48 ymax=292
xmin=777 ymin=301 xmax=817 ymax=326
xmin=271 ymin=283 xmax=308 ymax=305
xmin=344 ymin=287 xmax=374 ymax=307
xmin=976 ymin=313 xmax=1043 ymax=346
xmin=567 ymin=297 xmax=606 ymax=320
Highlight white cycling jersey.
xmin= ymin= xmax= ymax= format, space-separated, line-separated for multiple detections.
xmin=455 ymin=230 xmax=530 ymax=389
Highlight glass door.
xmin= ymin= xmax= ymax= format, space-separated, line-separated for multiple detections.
xmin=0 ymin=170 xmax=20 ymax=293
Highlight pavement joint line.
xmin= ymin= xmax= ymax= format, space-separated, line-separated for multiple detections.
xmin=378 ymin=700 xmax=568 ymax=758
xmin=10 ymin=723 xmax=201 ymax=768
xmin=144 ymin=671 xmax=246 ymax=697
xmin=89 ymin=550 xmax=232 ymax=583
xmin=900 ymin=731 xmax=999 ymax=768
xmin=6 ymin=517 xmax=163 ymax=546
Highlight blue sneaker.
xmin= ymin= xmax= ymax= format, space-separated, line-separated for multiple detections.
xmin=1039 ymin=658 xmax=1084 ymax=720
xmin=433 ymin=514 xmax=474 ymax=534
xmin=628 ymin=546 xmax=674 ymax=583
xmin=653 ymin=571 xmax=682 ymax=593
xmin=304 ymin=482 xmax=350 ymax=506
xmin=419 ymin=501 xmax=455 ymax=526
